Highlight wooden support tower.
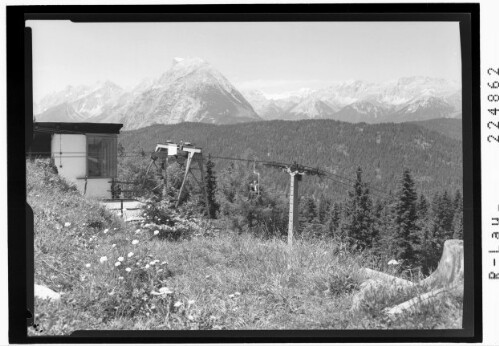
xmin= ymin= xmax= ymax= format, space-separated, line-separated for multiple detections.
xmin=287 ymin=169 xmax=299 ymax=247
xmin=150 ymin=141 xmax=210 ymax=216
xmin=265 ymin=161 xmax=324 ymax=247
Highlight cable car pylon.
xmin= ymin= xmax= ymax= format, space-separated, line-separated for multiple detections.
xmin=264 ymin=161 xmax=324 ymax=247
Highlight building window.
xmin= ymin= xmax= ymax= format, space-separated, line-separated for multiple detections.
xmin=87 ymin=134 xmax=117 ymax=178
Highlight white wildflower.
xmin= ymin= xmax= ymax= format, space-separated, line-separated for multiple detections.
xmin=111 ymin=244 xmax=116 ymax=248
xmin=125 ymin=267 xmax=131 ymax=272
xmin=99 ymin=256 xmax=108 ymax=263
xmin=103 ymin=228 xmax=109 ymax=234
xmin=64 ymin=222 xmax=71 ymax=227
xmin=85 ymin=263 xmax=91 ymax=268
xmin=118 ymin=276 xmax=124 ymax=280
xmin=159 ymin=287 xmax=173 ymax=295
xmin=174 ymin=301 xmax=183 ymax=308
xmin=135 ymin=229 xmax=141 ymax=234
xmin=388 ymin=259 xmax=399 ymax=265
xmin=145 ymin=264 xmax=150 ymax=269
xmin=118 ymin=256 xmax=124 ymax=262
xmin=132 ymin=239 xmax=139 ymax=245
xmin=115 ymin=261 xmax=121 ymax=267
xmin=127 ymin=252 xmax=134 ymax=258
xmin=229 ymin=292 xmax=241 ymax=298
xmin=150 ymin=287 xmax=172 ymax=296
xmin=153 ymin=230 xmax=160 ymax=236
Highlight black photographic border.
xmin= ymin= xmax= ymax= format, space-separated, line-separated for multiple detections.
xmin=7 ymin=3 xmax=481 ymax=343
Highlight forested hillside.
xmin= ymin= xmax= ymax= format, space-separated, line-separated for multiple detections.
xmin=119 ymin=119 xmax=462 ymax=200
xmin=409 ymin=118 xmax=462 ymax=141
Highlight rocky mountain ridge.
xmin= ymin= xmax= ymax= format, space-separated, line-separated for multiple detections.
xmin=35 ymin=58 xmax=461 ymax=128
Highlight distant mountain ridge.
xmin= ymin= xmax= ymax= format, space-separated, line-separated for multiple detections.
xmin=35 ymin=57 xmax=461 ymax=129
xmin=241 ymin=76 xmax=461 ymax=123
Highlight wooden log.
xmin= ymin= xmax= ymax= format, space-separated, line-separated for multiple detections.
xmin=383 ymin=284 xmax=460 ymax=317
xmin=350 ymin=277 xmax=415 ymax=312
xmin=357 ymin=268 xmax=415 ymax=288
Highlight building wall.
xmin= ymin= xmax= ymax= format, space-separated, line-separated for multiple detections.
xmin=51 ymin=134 xmax=112 ymax=199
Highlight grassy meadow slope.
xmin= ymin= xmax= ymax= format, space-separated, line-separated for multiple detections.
xmin=27 ymin=159 xmax=462 ymax=334
xmin=119 ymin=119 xmax=463 ymax=200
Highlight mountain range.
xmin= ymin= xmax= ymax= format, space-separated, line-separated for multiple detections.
xmin=34 ymin=57 xmax=461 ymax=129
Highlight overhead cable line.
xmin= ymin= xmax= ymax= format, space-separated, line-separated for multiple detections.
xmin=27 ymin=145 xmax=395 ymax=200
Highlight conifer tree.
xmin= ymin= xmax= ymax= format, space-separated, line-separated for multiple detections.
xmin=317 ymin=195 xmax=331 ymax=224
xmin=415 ymin=194 xmax=431 ymax=273
xmin=204 ymin=155 xmax=219 ymax=219
xmin=326 ymin=202 xmax=342 ymax=238
xmin=435 ymin=191 xmax=455 ymax=240
xmin=343 ymin=167 xmax=375 ymax=250
xmin=417 ymin=194 xmax=429 ymax=220
xmin=393 ymin=169 xmax=419 ymax=268
xmin=420 ymin=191 xmax=456 ymax=273
xmin=371 ymin=199 xmax=389 ymax=256
xmin=305 ymin=197 xmax=317 ymax=223
xmin=452 ymin=190 xmax=463 ymax=239
xmin=118 ymin=142 xmax=125 ymax=157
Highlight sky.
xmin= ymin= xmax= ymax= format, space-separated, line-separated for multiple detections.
xmin=26 ymin=20 xmax=461 ymax=101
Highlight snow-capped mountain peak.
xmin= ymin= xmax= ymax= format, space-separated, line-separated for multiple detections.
xmin=35 ymin=64 xmax=460 ymax=128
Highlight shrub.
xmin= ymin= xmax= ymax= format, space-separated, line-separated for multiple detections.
xmin=140 ymin=198 xmax=217 ymax=240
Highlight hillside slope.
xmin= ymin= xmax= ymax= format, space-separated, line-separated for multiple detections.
xmin=27 ymin=159 xmax=463 ymax=333
xmin=119 ymin=119 xmax=463 ymax=199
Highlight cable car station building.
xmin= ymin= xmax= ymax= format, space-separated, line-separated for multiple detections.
xmin=29 ymin=122 xmax=123 ymax=199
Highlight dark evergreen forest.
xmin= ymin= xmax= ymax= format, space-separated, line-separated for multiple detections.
xmin=119 ymin=118 xmax=462 ymax=200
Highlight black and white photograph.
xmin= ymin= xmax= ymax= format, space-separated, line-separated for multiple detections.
xmin=13 ymin=7 xmax=480 ymax=340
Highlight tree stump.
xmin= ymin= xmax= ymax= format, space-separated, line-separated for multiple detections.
xmin=421 ymin=239 xmax=464 ymax=288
